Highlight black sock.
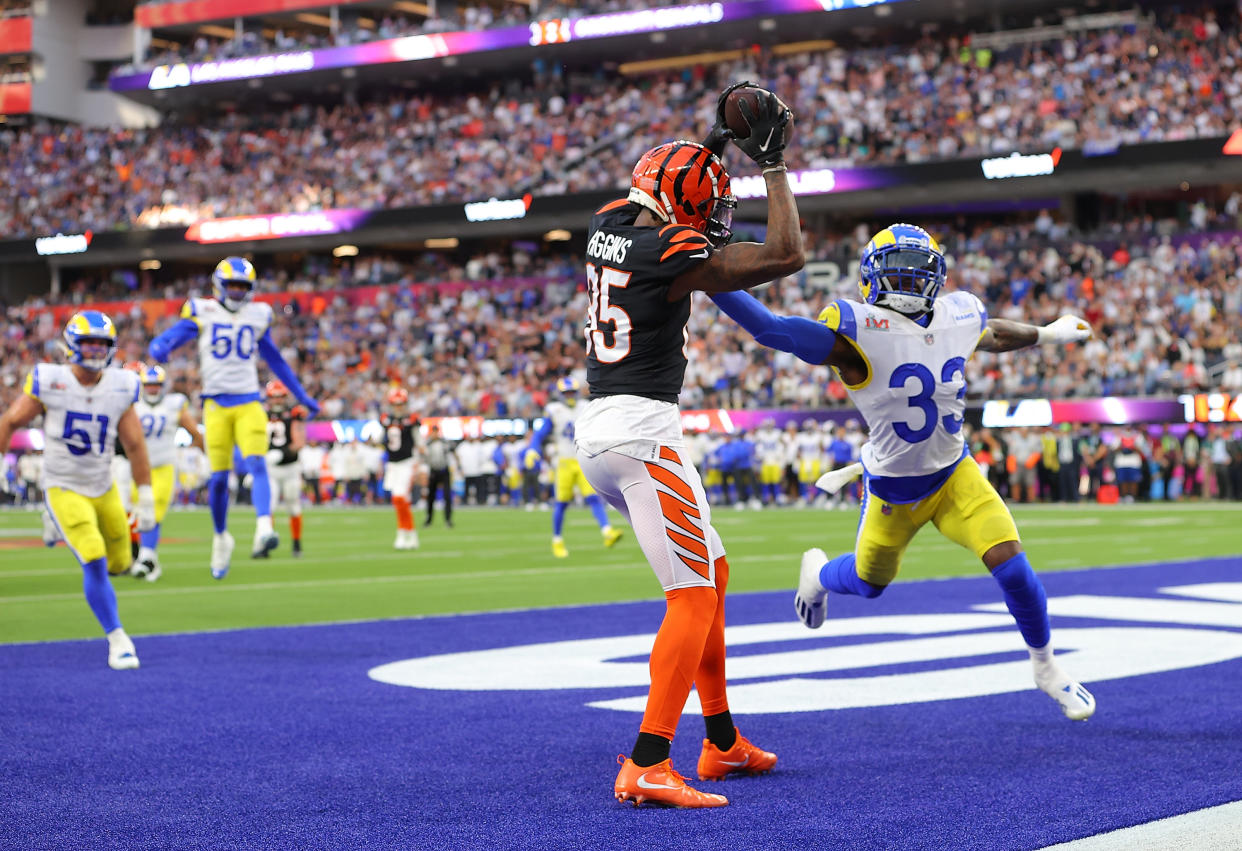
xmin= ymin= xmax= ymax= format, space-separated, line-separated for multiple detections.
xmin=704 ymin=711 xmax=736 ymax=751
xmin=630 ymin=732 xmax=671 ymax=767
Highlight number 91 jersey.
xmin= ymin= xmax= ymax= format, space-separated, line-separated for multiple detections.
xmin=135 ymin=393 xmax=188 ymax=469
xmin=23 ymin=364 xmax=140 ymax=498
xmin=584 ymin=200 xmax=712 ymax=403
xmin=821 ymin=291 xmax=988 ymax=480
xmin=181 ymin=297 xmax=274 ymax=398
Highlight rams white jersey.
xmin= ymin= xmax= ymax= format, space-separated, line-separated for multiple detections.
xmin=24 ymin=364 xmax=139 ymax=498
xmin=795 ymin=431 xmax=823 ymax=462
xmin=756 ymin=427 xmax=785 ymax=466
xmin=135 ymin=392 xmax=188 ymax=469
xmin=823 ymin=291 xmax=987 ymax=479
xmin=181 ymin=297 xmax=274 ymax=398
xmin=545 ymin=400 xmax=580 ymax=459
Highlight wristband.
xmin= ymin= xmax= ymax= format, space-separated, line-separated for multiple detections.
xmin=137 ymin=485 xmax=154 ymax=503
xmin=1035 ymin=325 xmax=1053 ymax=344
xmin=762 ymin=164 xmax=787 ymax=175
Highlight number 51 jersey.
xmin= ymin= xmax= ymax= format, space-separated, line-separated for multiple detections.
xmin=181 ymin=297 xmax=274 ymax=399
xmin=23 ymin=364 xmax=140 ymax=497
xmin=821 ymin=290 xmax=988 ymax=481
xmin=584 ymin=200 xmax=712 ymax=403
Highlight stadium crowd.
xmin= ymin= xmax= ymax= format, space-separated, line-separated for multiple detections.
xmin=124 ymin=0 xmax=710 ymax=74
xmin=4 ymin=3 xmax=1239 ymax=239
xmin=3 ymin=216 xmax=1242 ymax=422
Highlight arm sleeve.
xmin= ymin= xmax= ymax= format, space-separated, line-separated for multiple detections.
xmin=257 ymin=331 xmax=311 ymax=404
xmin=530 ymin=417 xmax=553 ymax=453
xmin=148 ymin=319 xmax=199 ymax=363
xmin=710 ymin=290 xmax=837 ymax=365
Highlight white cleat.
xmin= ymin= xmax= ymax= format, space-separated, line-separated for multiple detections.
xmin=251 ymin=531 xmax=279 ymax=559
xmin=407 ymin=530 xmax=419 ymax=550
xmin=131 ymin=555 xmax=162 ymax=583
xmin=393 ymin=532 xmax=405 ymax=551
xmin=106 ymin=629 xmax=139 ymax=671
xmin=795 ymin=548 xmax=829 ymax=629
xmin=211 ymin=532 xmax=235 ymax=580
xmin=1032 ymin=650 xmax=1096 ymax=721
xmin=41 ymin=509 xmax=61 ymax=547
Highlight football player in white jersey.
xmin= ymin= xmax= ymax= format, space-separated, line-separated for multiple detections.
xmin=148 ymin=257 xmax=319 ymax=580
xmin=0 ymin=311 xmax=156 ymax=670
xmin=754 ymin=418 xmax=786 ymax=506
xmin=532 ymin=377 xmax=622 ymax=558
xmin=711 ymin=223 xmax=1098 ymax=721
xmin=130 ymin=364 xmax=203 ymax=581
xmin=794 ymin=418 xmax=824 ymax=505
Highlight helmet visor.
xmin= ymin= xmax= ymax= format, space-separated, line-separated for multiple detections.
xmin=877 ymin=249 xmax=944 ymax=296
xmin=704 ymin=196 xmax=736 ymax=247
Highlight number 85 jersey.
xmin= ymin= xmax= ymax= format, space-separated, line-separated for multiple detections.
xmin=181 ymin=297 xmax=274 ymax=399
xmin=584 ymin=200 xmax=712 ymax=403
xmin=821 ymin=291 xmax=988 ymax=482
xmin=23 ymin=364 xmax=140 ymax=498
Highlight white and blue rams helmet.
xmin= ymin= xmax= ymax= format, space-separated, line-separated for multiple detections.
xmin=211 ymin=256 xmax=257 ymax=311
xmin=61 ymin=310 xmax=118 ymax=371
xmin=858 ymin=224 xmax=946 ymax=316
xmin=140 ymin=364 xmax=167 ymax=404
xmin=556 ymin=376 xmax=581 ymax=394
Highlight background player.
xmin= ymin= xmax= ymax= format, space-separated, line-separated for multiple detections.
xmin=131 ymin=364 xmax=204 ymax=581
xmin=711 ymin=223 xmax=1097 ymax=721
xmin=148 ymin=256 xmax=319 ymax=579
xmin=264 ymin=380 xmax=307 ymax=556
xmin=0 ymin=311 xmax=156 ymax=669
xmin=533 ymin=376 xmax=622 ymax=558
xmin=380 ymin=386 xmax=421 ymax=551
xmin=573 ymin=82 xmax=800 ymax=808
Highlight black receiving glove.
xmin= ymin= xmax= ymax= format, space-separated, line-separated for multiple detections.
xmin=729 ymin=88 xmax=793 ymax=169
xmin=701 ymin=120 xmax=733 ymax=159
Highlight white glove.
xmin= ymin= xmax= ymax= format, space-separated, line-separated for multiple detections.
xmin=266 ymin=449 xmax=284 ymax=467
xmin=1036 ymin=315 xmax=1092 ymax=345
xmin=816 ymin=462 xmax=863 ymax=495
xmin=134 ymin=485 xmax=156 ymax=532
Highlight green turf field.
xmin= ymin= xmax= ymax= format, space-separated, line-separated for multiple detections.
xmin=2 ymin=502 xmax=1239 ymax=643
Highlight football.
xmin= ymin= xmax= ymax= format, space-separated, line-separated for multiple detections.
xmin=722 ymin=85 xmax=766 ymax=137
xmin=723 ymin=85 xmax=794 ymax=145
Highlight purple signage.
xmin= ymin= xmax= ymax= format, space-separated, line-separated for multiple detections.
xmin=111 ymin=0 xmax=907 ymax=92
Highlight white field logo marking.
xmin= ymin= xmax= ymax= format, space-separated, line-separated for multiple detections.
xmin=367 ymin=584 xmax=1242 ymax=714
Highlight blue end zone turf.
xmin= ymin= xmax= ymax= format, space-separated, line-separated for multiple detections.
xmin=2 ymin=558 xmax=1241 ymax=850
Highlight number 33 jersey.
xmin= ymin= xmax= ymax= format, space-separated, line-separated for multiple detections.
xmin=181 ymin=297 xmax=274 ymax=399
xmin=821 ymin=291 xmax=988 ymax=480
xmin=23 ymin=364 xmax=140 ymax=497
xmin=584 ymin=200 xmax=712 ymax=403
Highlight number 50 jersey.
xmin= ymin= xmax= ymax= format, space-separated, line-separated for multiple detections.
xmin=181 ymin=297 xmax=274 ymax=399
xmin=23 ymin=364 xmax=140 ymax=497
xmin=584 ymin=200 xmax=712 ymax=403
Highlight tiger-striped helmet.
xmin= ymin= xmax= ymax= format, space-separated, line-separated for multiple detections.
xmin=628 ymin=141 xmax=735 ymax=246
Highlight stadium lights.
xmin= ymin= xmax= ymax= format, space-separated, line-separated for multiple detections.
xmin=620 ymin=49 xmax=743 ymax=75
xmin=139 ymin=259 xmax=162 ymax=270
xmin=425 ymin=237 xmax=459 ymax=248
xmin=332 ymin=244 xmax=359 ymax=257
xmin=544 ymin=229 xmax=572 ymax=241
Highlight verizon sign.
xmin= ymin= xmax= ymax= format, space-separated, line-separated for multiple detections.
xmin=980 ymin=149 xmax=1062 ymax=180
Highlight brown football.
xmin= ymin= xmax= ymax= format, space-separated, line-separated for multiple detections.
xmin=722 ymin=86 xmax=765 ymax=137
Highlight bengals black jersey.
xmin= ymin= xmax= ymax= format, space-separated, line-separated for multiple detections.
xmin=268 ymin=407 xmax=305 ymax=466
xmin=381 ymin=414 xmax=419 ymax=463
xmin=584 ymin=200 xmax=712 ymax=403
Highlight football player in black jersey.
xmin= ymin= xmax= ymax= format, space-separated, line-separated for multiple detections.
xmin=264 ymin=381 xmax=306 ymax=556
xmin=380 ymin=386 xmax=421 ymax=550
xmin=572 ymin=83 xmax=804 ymax=809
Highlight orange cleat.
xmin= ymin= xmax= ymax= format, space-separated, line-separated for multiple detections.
xmin=697 ymin=727 xmax=778 ymax=781
xmin=614 ymin=756 xmax=729 ymax=808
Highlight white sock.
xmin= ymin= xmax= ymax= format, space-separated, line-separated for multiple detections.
xmin=138 ymin=546 xmax=157 ymax=562
xmin=107 ymin=627 xmax=129 ymax=646
xmin=1028 ymin=645 xmax=1054 ymax=665
xmin=256 ymin=515 xmax=274 ymax=538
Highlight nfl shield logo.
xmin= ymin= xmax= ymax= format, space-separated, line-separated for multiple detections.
xmin=924 ymin=333 xmax=935 ymax=345
xmin=881 ymin=503 xmax=893 ymax=515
